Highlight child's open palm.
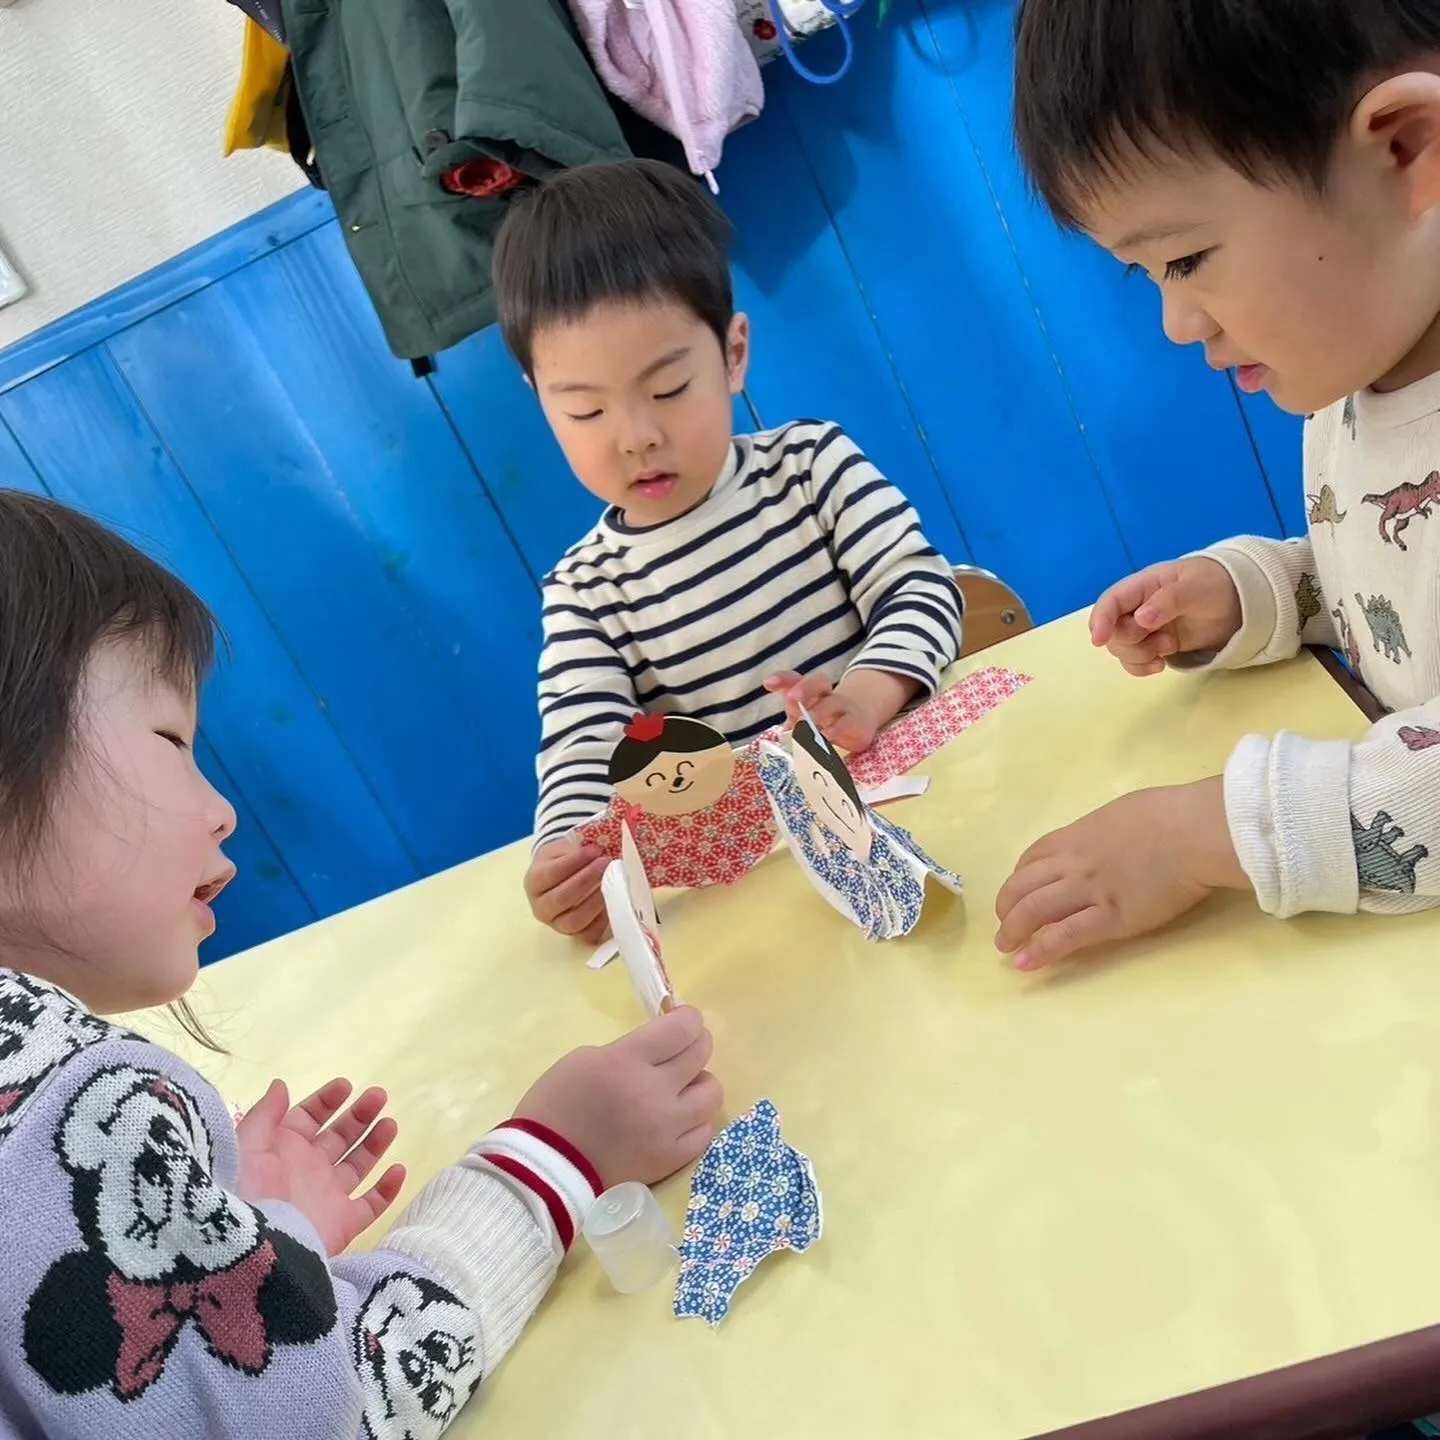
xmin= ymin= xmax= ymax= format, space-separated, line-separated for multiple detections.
xmin=236 ymin=1077 xmax=407 ymax=1255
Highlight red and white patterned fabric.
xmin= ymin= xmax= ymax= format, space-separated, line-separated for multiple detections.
xmin=577 ymin=757 xmax=776 ymax=889
xmin=846 ymin=668 xmax=1031 ymax=787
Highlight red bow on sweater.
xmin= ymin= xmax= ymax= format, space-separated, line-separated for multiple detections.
xmin=105 ymin=1239 xmax=277 ymax=1398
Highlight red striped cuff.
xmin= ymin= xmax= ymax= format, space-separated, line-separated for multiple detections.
xmin=481 ymin=1150 xmax=579 ymax=1251
xmin=495 ymin=1118 xmax=605 ymax=1195
xmin=470 ymin=1121 xmax=602 ymax=1254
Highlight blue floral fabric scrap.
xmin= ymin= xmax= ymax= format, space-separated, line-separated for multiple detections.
xmin=673 ymin=1100 xmax=823 ymax=1326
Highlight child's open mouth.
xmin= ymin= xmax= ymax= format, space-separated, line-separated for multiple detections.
xmin=1234 ymin=363 xmax=1269 ymax=394
xmin=193 ymin=869 xmax=236 ymax=908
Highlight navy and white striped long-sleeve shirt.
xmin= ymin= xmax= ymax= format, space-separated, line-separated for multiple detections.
xmin=534 ymin=420 xmax=965 ymax=847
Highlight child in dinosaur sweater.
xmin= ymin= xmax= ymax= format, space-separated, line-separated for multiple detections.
xmin=995 ymin=0 xmax=1440 ymax=969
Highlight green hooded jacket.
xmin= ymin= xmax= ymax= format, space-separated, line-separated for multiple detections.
xmin=284 ymin=0 xmax=632 ymax=359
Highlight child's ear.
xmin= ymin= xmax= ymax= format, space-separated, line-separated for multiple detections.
xmin=1353 ymin=72 xmax=1440 ymax=219
xmin=725 ymin=313 xmax=751 ymax=396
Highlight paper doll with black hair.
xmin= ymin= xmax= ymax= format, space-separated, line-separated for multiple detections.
xmin=578 ymin=714 xmax=776 ymax=890
xmin=756 ymin=719 xmax=961 ymax=939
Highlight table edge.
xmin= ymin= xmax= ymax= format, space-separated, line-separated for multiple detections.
xmin=1311 ymin=644 xmax=1386 ymax=723
xmin=1033 ymin=1320 xmax=1440 ymax=1440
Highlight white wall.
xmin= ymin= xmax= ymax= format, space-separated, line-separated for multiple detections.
xmin=0 ymin=0 xmax=303 ymax=349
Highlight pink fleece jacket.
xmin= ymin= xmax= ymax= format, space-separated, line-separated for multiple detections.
xmin=568 ymin=0 xmax=765 ymax=184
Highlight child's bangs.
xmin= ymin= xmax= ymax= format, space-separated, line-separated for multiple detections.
xmin=107 ymin=588 xmax=219 ymax=700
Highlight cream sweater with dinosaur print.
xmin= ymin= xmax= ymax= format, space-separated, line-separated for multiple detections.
xmin=1201 ymin=371 xmax=1440 ymax=918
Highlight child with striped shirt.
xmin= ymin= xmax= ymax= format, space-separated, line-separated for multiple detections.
xmin=492 ymin=160 xmax=965 ymax=943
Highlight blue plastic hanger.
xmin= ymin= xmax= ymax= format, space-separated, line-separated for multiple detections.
xmin=766 ymin=0 xmax=864 ymax=85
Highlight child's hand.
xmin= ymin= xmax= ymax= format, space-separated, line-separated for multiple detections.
xmin=236 ymin=1078 xmax=406 ymax=1255
xmin=764 ymin=671 xmax=880 ymax=752
xmin=994 ymin=778 xmax=1248 ymax=970
xmin=526 ymin=840 xmax=611 ymax=944
xmin=514 ymin=1005 xmax=723 ymax=1187
xmin=1090 ymin=558 xmax=1242 ymax=676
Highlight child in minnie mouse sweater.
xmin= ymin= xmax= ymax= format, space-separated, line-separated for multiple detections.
xmin=0 ymin=490 xmax=722 ymax=1438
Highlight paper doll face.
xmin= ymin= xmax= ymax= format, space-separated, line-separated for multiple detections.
xmin=614 ymin=741 xmax=736 ymax=817
xmin=792 ymin=723 xmax=872 ymax=858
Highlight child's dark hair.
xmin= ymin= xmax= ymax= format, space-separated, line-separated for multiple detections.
xmin=493 ymin=159 xmax=735 ymax=376
xmin=1014 ymin=0 xmax=1440 ymax=228
xmin=610 ymin=714 xmax=729 ymax=784
xmin=792 ymin=720 xmax=864 ymax=816
xmin=0 ymin=490 xmax=222 ymax=1049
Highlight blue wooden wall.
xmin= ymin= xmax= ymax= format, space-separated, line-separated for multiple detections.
xmin=0 ymin=0 xmax=1303 ymax=960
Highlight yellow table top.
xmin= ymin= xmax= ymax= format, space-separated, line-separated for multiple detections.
xmin=154 ymin=613 xmax=1440 ymax=1439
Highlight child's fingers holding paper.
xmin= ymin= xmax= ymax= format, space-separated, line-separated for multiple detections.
xmin=763 ymin=669 xmax=803 ymax=695
xmin=576 ymin=912 xmax=611 ymax=946
xmin=676 ymin=1070 xmax=724 ymax=1130
xmin=531 ymin=850 xmax=608 ymax=923
xmin=766 ymin=670 xmax=834 ymax=726
xmin=553 ymin=888 xmax=608 ymax=939
xmin=659 ymin=1024 xmax=715 ymax=1088
xmin=806 ymin=692 xmax=851 ymax=734
xmin=528 ymin=840 xmax=602 ymax=888
xmin=787 ymin=674 xmax=834 ymax=709
xmin=627 ymin=1003 xmax=706 ymax=1064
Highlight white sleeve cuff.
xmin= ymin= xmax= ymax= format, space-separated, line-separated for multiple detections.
xmin=1204 ymin=547 xmax=1282 ymax=669
xmin=1224 ymin=732 xmax=1359 ymax=918
xmin=381 ymin=1164 xmax=561 ymax=1376
xmin=465 ymin=1120 xmax=603 ymax=1256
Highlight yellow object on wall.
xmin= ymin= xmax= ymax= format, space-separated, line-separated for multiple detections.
xmin=223 ymin=18 xmax=291 ymax=156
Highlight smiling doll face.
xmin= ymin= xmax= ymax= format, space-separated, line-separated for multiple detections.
xmin=791 ymin=720 xmax=873 ymax=858
xmin=610 ymin=714 xmax=737 ymax=818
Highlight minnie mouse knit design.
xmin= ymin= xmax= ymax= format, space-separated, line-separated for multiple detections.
xmin=0 ymin=970 xmax=132 ymax=1143
xmin=23 ymin=1064 xmax=338 ymax=1401
xmin=354 ymin=1273 xmax=483 ymax=1439
xmin=0 ymin=978 xmax=522 ymax=1438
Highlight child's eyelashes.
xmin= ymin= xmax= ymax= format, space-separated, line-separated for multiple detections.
xmin=1164 ymin=250 xmax=1211 ymax=282
xmin=156 ymin=730 xmax=191 ymax=752
xmin=564 ymin=381 xmax=688 ymax=421
xmin=1122 ymin=252 xmax=1212 ymax=283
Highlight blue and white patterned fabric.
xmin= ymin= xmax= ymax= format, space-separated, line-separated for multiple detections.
xmin=753 ymin=743 xmax=962 ymax=939
xmin=673 ymin=1100 xmax=823 ymax=1327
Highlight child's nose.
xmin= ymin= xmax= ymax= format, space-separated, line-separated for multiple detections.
xmin=207 ymin=783 xmax=238 ymax=841
xmin=1161 ymin=289 xmax=1219 ymax=348
xmin=619 ymin=406 xmax=663 ymax=455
